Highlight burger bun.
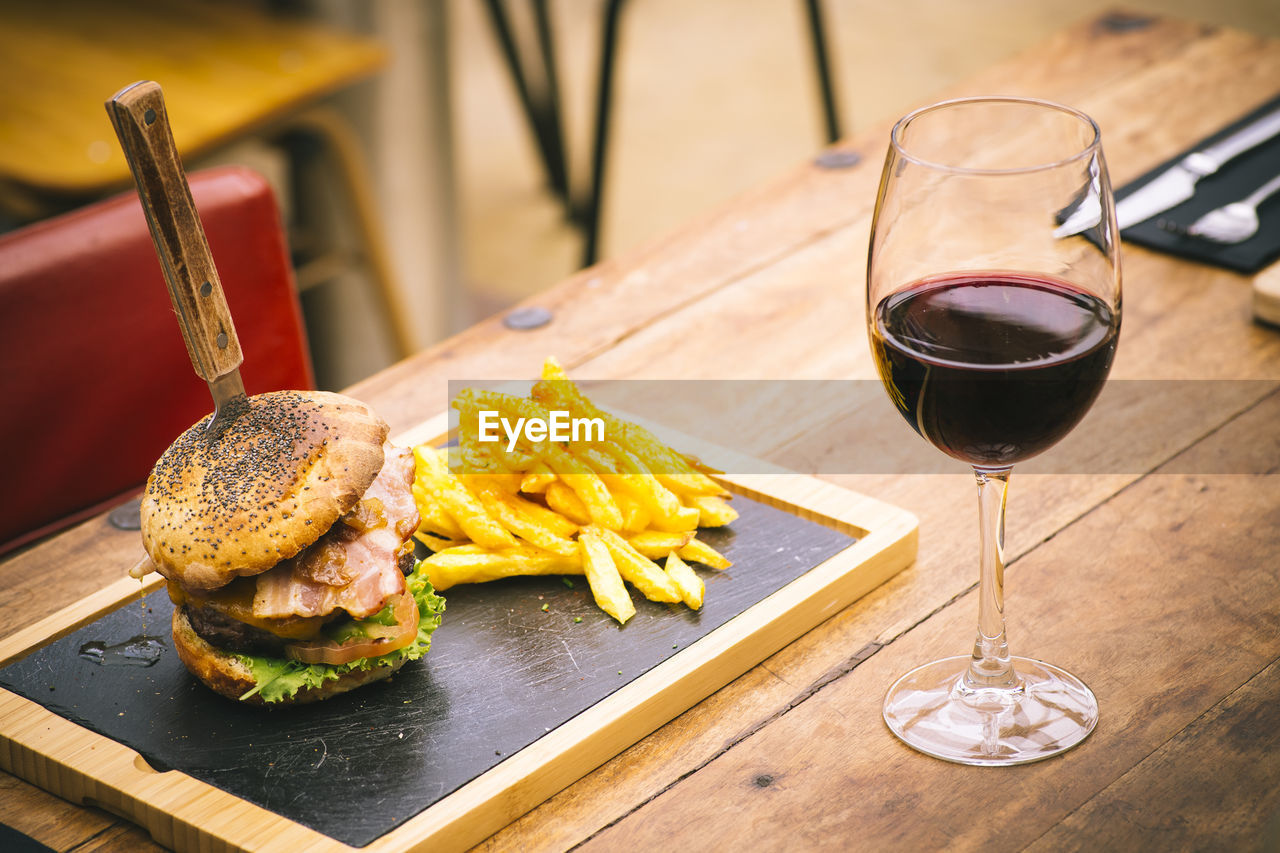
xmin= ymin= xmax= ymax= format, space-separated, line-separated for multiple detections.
xmin=142 ymin=390 xmax=389 ymax=592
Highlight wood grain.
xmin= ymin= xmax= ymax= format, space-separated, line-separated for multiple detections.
xmin=469 ymin=17 xmax=1280 ymax=851
xmin=1027 ymin=660 xmax=1280 ymax=852
xmin=0 ymin=515 xmax=143 ymax=640
xmin=1256 ymin=261 xmax=1280 ymax=326
xmin=66 ymin=822 xmax=167 ymax=853
xmin=580 ymin=390 xmax=1280 ymax=852
xmin=0 ymin=769 xmax=115 ymax=851
xmin=468 ymin=28 xmax=1280 ymax=844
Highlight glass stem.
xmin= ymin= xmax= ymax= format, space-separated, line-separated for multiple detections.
xmin=965 ymin=467 xmax=1019 ymax=691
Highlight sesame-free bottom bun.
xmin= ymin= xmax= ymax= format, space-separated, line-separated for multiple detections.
xmin=171 ymin=606 xmax=404 ymax=706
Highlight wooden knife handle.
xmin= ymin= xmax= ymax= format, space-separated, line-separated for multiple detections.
xmin=105 ymin=80 xmax=243 ymax=383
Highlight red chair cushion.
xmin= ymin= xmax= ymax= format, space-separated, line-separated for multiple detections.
xmin=0 ymin=166 xmax=314 ymax=555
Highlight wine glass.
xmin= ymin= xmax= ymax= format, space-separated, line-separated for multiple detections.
xmin=867 ymin=97 xmax=1121 ymax=765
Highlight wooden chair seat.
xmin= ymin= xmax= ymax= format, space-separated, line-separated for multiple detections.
xmin=0 ymin=0 xmax=384 ymax=199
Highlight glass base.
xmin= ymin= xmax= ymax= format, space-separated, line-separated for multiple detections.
xmin=883 ymin=655 xmax=1097 ymax=766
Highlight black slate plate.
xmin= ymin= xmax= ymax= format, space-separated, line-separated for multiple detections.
xmin=0 ymin=495 xmax=854 ymax=847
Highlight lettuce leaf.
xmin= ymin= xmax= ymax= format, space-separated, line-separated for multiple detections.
xmin=327 ymin=597 xmax=400 ymax=644
xmin=236 ymin=562 xmax=446 ymax=704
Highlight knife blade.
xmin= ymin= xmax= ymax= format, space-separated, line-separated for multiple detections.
xmin=105 ymin=81 xmax=246 ymax=430
xmin=1056 ymin=102 xmax=1280 ymax=238
xmin=1117 ymin=107 xmax=1280 ymax=231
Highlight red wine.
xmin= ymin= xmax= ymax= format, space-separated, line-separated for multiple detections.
xmin=871 ymin=272 xmax=1118 ymax=468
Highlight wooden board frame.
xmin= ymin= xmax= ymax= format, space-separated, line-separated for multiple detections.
xmin=0 ymin=413 xmax=917 ymax=852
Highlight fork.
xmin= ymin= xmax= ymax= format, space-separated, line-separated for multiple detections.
xmin=1184 ymin=173 xmax=1280 ymax=243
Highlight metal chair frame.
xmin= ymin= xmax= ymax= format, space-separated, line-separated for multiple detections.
xmin=484 ymin=0 xmax=843 ymax=268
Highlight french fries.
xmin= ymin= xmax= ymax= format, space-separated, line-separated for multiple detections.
xmin=540 ymin=446 xmax=624 ymax=530
xmin=589 ymin=526 xmax=681 ymax=603
xmin=678 ymin=537 xmax=732 ymax=571
xmin=545 ymin=481 xmax=592 ymax=526
xmin=664 ymin=551 xmax=703 ymax=610
xmin=627 ymin=530 xmax=694 ymax=559
xmin=580 ymin=531 xmax=634 ymax=624
xmin=519 ymin=462 xmax=556 ymax=494
xmin=411 ymin=358 xmax=734 ymax=623
xmin=426 ymin=544 xmax=580 ymax=591
xmin=414 ymin=446 xmax=517 ymax=549
xmin=690 ymin=495 xmax=739 ymax=528
xmin=475 ymin=489 xmax=578 ymax=556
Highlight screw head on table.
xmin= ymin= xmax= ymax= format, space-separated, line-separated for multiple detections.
xmin=814 ymin=150 xmax=861 ymax=170
xmin=503 ymin=306 xmax=554 ymax=330
xmin=1097 ymin=12 xmax=1154 ymax=32
xmin=108 ymin=499 xmax=142 ymax=531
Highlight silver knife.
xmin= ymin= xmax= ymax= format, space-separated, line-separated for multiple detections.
xmin=1118 ymin=104 xmax=1280 ymax=229
xmin=1056 ymin=103 xmax=1280 ymax=237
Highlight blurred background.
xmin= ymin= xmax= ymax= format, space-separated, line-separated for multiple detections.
xmin=2 ymin=0 xmax=1278 ymax=391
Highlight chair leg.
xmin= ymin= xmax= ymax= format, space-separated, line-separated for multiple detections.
xmin=532 ymin=0 xmax=570 ymax=203
xmin=286 ymin=107 xmax=419 ymax=361
xmin=804 ymin=0 xmax=843 ymax=143
xmin=483 ymin=0 xmax=570 ymax=203
xmin=581 ymin=0 xmax=628 ymax=268
xmin=483 ymin=0 xmax=828 ymax=268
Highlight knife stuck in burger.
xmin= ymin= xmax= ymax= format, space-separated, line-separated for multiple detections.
xmin=107 ymin=81 xmax=443 ymax=705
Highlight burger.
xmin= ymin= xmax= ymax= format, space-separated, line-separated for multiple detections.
xmin=141 ymin=389 xmax=444 ymax=705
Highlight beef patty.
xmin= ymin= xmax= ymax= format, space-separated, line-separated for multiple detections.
xmin=186 ymin=605 xmax=290 ymax=657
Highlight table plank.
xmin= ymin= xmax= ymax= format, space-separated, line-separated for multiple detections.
xmin=348 ymin=13 xmax=1210 ymax=434
xmin=0 ymin=516 xmax=142 ymax=640
xmin=577 ymin=391 xmax=1280 ymax=851
xmin=1091 ymin=25 xmax=1280 ymax=187
xmin=466 ymin=22 xmax=1280 ymax=842
xmin=1026 ymin=657 xmax=1280 ymax=852
xmin=0 ymin=771 xmax=115 ymax=852
xmin=572 ymin=23 xmax=1280 ymax=383
xmin=65 ymin=823 xmax=165 ymax=853
xmin=468 ymin=15 xmax=1280 ymax=852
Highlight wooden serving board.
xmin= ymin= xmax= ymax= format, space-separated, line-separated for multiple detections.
xmin=1255 ymin=261 xmax=1280 ymax=327
xmin=0 ymin=414 xmax=916 ymax=852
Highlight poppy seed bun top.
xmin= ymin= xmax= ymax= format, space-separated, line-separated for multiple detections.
xmin=141 ymin=390 xmax=389 ymax=592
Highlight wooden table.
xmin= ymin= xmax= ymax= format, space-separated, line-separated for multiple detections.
xmin=3 ymin=11 xmax=1279 ymax=851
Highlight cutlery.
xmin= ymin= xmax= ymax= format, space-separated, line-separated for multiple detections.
xmin=105 ymin=81 xmax=246 ymax=430
xmin=1055 ymin=103 xmax=1280 ymax=237
xmin=1116 ymin=105 xmax=1280 ymax=230
xmin=1184 ymin=173 xmax=1280 ymax=243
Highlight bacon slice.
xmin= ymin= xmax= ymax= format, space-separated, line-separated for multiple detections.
xmin=252 ymin=446 xmax=420 ymax=620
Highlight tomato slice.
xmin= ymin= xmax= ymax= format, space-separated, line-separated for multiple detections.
xmin=285 ymin=594 xmax=419 ymax=665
